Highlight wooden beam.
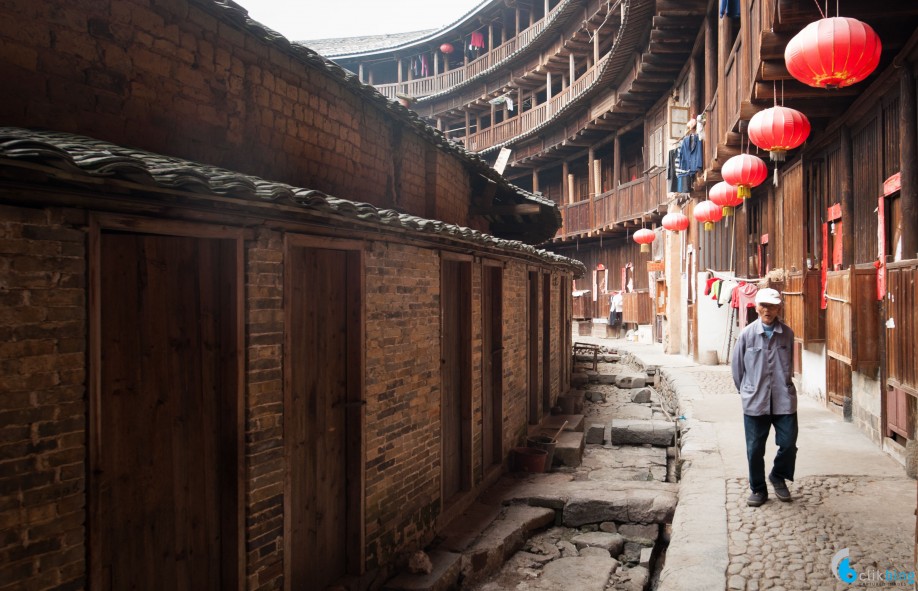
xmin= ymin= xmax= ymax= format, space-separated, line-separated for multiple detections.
xmin=753 ymin=80 xmax=860 ymax=101
xmin=471 ymin=203 xmax=542 ymax=216
xmin=759 ymin=60 xmax=793 ymax=81
xmin=759 ymin=31 xmax=795 ymax=60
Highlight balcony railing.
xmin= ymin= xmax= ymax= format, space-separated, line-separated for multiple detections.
xmin=555 ymin=168 xmax=668 ymax=239
xmin=462 ymin=53 xmax=609 ymax=152
xmin=373 ymin=0 xmax=570 ymax=100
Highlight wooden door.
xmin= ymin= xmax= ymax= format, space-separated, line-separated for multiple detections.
xmin=886 ymin=385 xmax=910 ymax=440
xmin=541 ymin=274 xmax=552 ymax=415
xmin=481 ymin=266 xmax=503 ymax=469
xmin=528 ymin=272 xmax=540 ymax=424
xmin=287 ymin=246 xmax=360 ymax=589
xmin=94 ymin=232 xmax=239 ymax=591
xmin=441 ymin=259 xmax=471 ymax=502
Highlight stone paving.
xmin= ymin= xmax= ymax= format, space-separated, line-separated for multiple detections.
xmin=575 ymin=335 xmax=916 ymax=591
xmin=725 ymin=476 xmax=914 ymax=591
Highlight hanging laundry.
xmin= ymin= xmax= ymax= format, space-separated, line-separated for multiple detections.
xmin=666 ymin=147 xmax=681 ymax=192
xmin=505 ymin=96 xmax=514 ymax=111
xmin=718 ymin=280 xmax=738 ymax=308
xmin=420 ymin=54 xmax=429 ymax=77
xmin=704 ymin=276 xmax=718 ymax=296
xmin=732 ymin=283 xmax=759 ymax=330
xmin=470 ymin=31 xmax=485 ymax=50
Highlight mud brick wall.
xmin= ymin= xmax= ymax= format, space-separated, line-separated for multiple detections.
xmin=0 ymin=0 xmax=483 ymax=233
xmin=0 ymin=204 xmax=87 ymax=590
xmin=363 ymin=242 xmax=443 ymax=569
xmin=244 ymin=228 xmax=286 ymax=591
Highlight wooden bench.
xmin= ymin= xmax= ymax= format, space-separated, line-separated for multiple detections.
xmin=572 ymin=342 xmax=600 ymax=371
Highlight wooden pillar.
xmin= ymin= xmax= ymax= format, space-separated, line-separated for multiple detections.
xmin=533 ymin=169 xmax=540 ymax=194
xmin=489 ymin=25 xmax=493 ymax=51
xmin=397 ymin=57 xmax=403 ymax=83
xmin=368 ymin=68 xmax=374 ymax=85
xmin=901 ymin=67 xmax=918 ymax=259
xmin=569 ymin=53 xmax=575 ymax=83
xmin=530 ymin=9 xmax=535 ymax=27
xmin=465 ymin=110 xmax=470 ymax=138
xmin=613 ymin=134 xmax=621 ymax=188
xmin=491 ymin=101 xmax=496 ymax=125
xmin=839 ymin=126 xmax=854 ymax=267
xmin=437 ymin=117 xmax=443 ymax=132
xmin=704 ymin=14 xmax=715 ymax=107
xmin=562 ymin=73 xmax=568 ymax=89
xmin=562 ymin=161 xmax=569 ymax=204
xmin=358 ymin=63 xmax=364 ymax=83
xmin=593 ymin=29 xmax=600 ymax=64
xmin=546 ymin=71 xmax=553 ymax=115
xmin=501 ymin=23 xmax=506 ymax=44
xmin=434 ymin=52 xmax=439 ymax=76
xmin=588 ymin=148 xmax=595 ymax=197
xmin=567 ymin=172 xmax=576 ymax=205
xmin=544 ymin=0 xmax=549 ymax=18
xmin=516 ymin=8 xmax=520 ymax=34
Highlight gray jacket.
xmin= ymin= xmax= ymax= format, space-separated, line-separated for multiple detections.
xmin=731 ymin=318 xmax=797 ymax=416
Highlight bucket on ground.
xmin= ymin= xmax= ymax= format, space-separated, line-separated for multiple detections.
xmin=526 ymin=435 xmax=557 ymax=470
xmin=510 ymin=447 xmax=547 ymax=473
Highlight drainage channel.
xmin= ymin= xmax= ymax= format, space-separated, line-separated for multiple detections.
xmin=468 ymin=345 xmax=683 ymax=591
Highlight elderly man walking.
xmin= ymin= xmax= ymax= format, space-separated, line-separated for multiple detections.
xmin=731 ymin=287 xmax=797 ymax=507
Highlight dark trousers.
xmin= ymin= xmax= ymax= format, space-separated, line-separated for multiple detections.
xmin=743 ymin=413 xmax=798 ymax=494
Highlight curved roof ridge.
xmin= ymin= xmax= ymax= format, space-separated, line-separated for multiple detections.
xmin=475 ymin=0 xmax=654 ymax=155
xmin=301 ymin=29 xmax=437 ymax=57
xmin=0 ymin=127 xmax=585 ymax=276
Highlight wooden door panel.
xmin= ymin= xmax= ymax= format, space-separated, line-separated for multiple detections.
xmin=97 ymin=233 xmax=235 ymax=591
xmin=288 ymin=247 xmax=349 ymax=589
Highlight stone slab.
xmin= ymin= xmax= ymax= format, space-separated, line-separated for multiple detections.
xmin=530 ymin=556 xmax=617 ymax=591
xmin=553 ymin=430 xmax=584 ymax=467
xmin=608 ymin=419 xmax=676 ymax=446
xmin=382 ymin=550 xmax=461 ymax=591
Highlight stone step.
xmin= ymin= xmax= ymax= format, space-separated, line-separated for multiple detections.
xmin=539 ymin=413 xmax=584 ymax=433
xmin=607 ymin=419 xmax=676 ymax=447
xmin=554 ymin=430 xmax=585 ymax=467
xmin=453 ymin=505 xmax=556 ymax=587
xmin=382 ymin=550 xmax=462 ymax=591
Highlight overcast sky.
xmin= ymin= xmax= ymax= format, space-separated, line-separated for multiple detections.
xmin=240 ymin=0 xmax=486 ymax=41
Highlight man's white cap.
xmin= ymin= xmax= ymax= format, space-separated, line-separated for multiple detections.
xmin=755 ymin=287 xmax=782 ymax=305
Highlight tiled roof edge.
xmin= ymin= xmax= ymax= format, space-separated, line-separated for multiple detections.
xmin=0 ymin=127 xmax=585 ymax=277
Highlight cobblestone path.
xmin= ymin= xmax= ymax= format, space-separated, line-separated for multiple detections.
xmin=725 ymin=476 xmax=913 ymax=591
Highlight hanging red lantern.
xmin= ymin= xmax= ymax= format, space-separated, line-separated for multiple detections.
xmin=709 ymin=181 xmax=743 ymax=217
xmin=693 ymin=200 xmax=723 ymax=231
xmin=748 ymin=106 xmax=811 ymax=162
xmin=633 ymin=228 xmax=655 ymax=253
xmin=721 ymin=154 xmax=767 ymax=199
xmin=784 ymin=17 xmax=881 ymax=89
xmin=662 ymin=212 xmax=690 ymax=233
xmin=440 ymin=43 xmax=455 ymax=54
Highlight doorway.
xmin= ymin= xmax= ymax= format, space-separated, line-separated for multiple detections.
xmin=481 ymin=265 xmax=503 ymax=470
xmin=441 ymin=258 xmax=472 ymax=502
xmin=92 ymin=230 xmax=241 ymax=591
xmin=285 ymin=243 xmax=363 ymax=589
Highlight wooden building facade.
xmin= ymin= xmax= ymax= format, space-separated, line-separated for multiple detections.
xmin=0 ymin=1 xmax=584 ymax=589
xmin=327 ymin=0 xmax=918 ymax=466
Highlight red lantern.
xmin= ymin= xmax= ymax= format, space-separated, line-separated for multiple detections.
xmin=440 ymin=43 xmax=454 ymax=54
xmin=709 ymin=181 xmax=743 ymax=217
xmin=662 ymin=212 xmax=689 ymax=233
xmin=694 ymin=200 xmax=723 ymax=231
xmin=721 ymin=154 xmax=767 ymax=199
xmin=748 ymin=106 xmax=811 ymax=162
xmin=633 ymin=228 xmax=655 ymax=253
xmin=784 ymin=17 xmax=881 ymax=89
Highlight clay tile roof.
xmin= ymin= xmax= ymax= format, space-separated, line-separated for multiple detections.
xmin=0 ymin=127 xmax=585 ymax=277
xmin=301 ymin=30 xmax=437 ymax=57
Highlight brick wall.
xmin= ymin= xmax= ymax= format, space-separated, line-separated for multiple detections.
xmin=244 ymin=228 xmax=286 ymax=591
xmin=0 ymin=204 xmax=87 ymax=591
xmin=363 ymin=242 xmax=442 ymax=569
xmin=0 ymin=0 xmax=483 ymax=230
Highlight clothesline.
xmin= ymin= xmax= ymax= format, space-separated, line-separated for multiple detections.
xmin=705 ymin=268 xmax=762 ymax=283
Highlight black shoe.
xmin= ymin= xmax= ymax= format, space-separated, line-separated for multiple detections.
xmin=769 ymin=476 xmax=792 ymax=502
xmin=747 ymin=491 xmax=768 ymax=507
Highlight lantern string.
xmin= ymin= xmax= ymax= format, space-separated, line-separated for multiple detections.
xmin=812 ymin=0 xmax=825 ymax=19
xmin=773 ymin=81 xmax=777 ymax=107
xmin=781 ymin=80 xmax=784 ymax=106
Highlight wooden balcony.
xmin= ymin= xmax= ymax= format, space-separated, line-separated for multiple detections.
xmin=462 ymin=53 xmax=610 ymax=152
xmin=373 ymin=0 xmax=572 ymax=101
xmin=554 ymin=168 xmax=668 ymax=240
